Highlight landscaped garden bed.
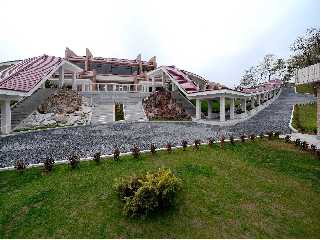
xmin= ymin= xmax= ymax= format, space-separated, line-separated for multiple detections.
xmin=292 ymin=103 xmax=317 ymax=134
xmin=115 ymin=103 xmax=124 ymax=121
xmin=1 ymin=138 xmax=319 ymax=238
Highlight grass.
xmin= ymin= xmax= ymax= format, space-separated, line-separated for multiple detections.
xmin=292 ymin=103 xmax=317 ymax=134
xmin=1 ymin=140 xmax=320 ymax=238
xmin=296 ymin=83 xmax=315 ymax=95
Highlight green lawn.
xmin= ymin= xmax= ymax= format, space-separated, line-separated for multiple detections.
xmin=292 ymin=103 xmax=317 ymax=134
xmin=1 ymin=140 xmax=320 ymax=238
xmin=296 ymin=83 xmax=315 ymax=95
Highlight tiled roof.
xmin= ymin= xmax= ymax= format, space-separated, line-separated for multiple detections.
xmin=0 ymin=55 xmax=63 ymax=93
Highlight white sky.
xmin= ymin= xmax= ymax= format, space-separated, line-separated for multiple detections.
xmin=0 ymin=0 xmax=319 ymax=87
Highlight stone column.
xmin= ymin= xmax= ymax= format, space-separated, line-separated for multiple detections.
xmin=72 ymin=73 xmax=77 ymax=91
xmin=58 ymin=66 xmax=64 ymax=88
xmin=162 ymin=72 xmax=165 ymax=86
xmin=251 ymin=96 xmax=255 ymax=109
xmin=317 ymin=86 xmax=320 ymax=137
xmin=258 ymin=94 xmax=261 ymax=105
xmin=152 ymin=76 xmax=155 ymax=92
xmin=1 ymin=99 xmax=11 ymax=134
xmin=230 ymin=97 xmax=235 ymax=120
xmin=207 ymin=100 xmax=212 ymax=119
xmin=220 ymin=96 xmax=225 ymax=122
xmin=196 ymin=99 xmax=201 ymax=120
xmin=241 ymin=98 xmax=247 ymax=114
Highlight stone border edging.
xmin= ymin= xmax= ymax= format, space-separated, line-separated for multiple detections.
xmin=289 ymin=105 xmax=298 ymax=133
xmin=0 ymin=134 xmax=285 ymax=172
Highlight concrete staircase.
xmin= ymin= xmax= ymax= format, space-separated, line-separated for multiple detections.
xmin=124 ymin=102 xmax=147 ymax=121
xmin=171 ymin=90 xmax=196 ymax=117
xmin=10 ymin=88 xmax=55 ymax=129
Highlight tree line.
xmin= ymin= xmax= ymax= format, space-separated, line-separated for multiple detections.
xmin=240 ymin=27 xmax=320 ymax=87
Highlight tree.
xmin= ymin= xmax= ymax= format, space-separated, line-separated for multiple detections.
xmin=289 ymin=27 xmax=320 ymax=68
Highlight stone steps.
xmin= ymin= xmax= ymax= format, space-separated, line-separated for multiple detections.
xmin=1 ymin=88 xmax=55 ymax=129
xmin=124 ymin=102 xmax=146 ymax=121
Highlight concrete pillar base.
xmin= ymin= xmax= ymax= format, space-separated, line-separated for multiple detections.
xmin=1 ymin=99 xmax=11 ymax=134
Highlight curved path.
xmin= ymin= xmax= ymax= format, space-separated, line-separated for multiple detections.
xmin=0 ymin=87 xmax=315 ymax=168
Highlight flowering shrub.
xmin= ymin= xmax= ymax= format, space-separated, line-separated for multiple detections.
xmin=93 ymin=152 xmax=101 ymax=164
xmin=181 ymin=140 xmax=188 ymax=151
xmin=240 ymin=135 xmax=246 ymax=142
xmin=115 ymin=169 xmax=182 ymax=217
xmin=208 ymin=138 xmax=214 ymax=147
xmin=166 ymin=143 xmax=172 ymax=153
xmin=250 ymin=134 xmax=256 ymax=141
xmin=68 ymin=155 xmax=80 ymax=169
xmin=14 ymin=159 xmax=27 ymax=172
xmin=194 ymin=139 xmax=201 ymax=150
xmin=43 ymin=158 xmax=55 ymax=172
xmin=229 ymin=136 xmax=235 ymax=145
xmin=113 ymin=148 xmax=120 ymax=161
xmin=150 ymin=144 xmax=156 ymax=155
xmin=267 ymin=132 xmax=273 ymax=140
xmin=131 ymin=145 xmax=140 ymax=159
xmin=274 ymin=132 xmax=280 ymax=139
xmin=259 ymin=133 xmax=264 ymax=139
xmin=220 ymin=136 xmax=225 ymax=149
xmin=285 ymin=135 xmax=291 ymax=143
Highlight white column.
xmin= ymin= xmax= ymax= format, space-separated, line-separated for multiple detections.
xmin=58 ymin=66 xmax=64 ymax=88
xmin=220 ymin=96 xmax=225 ymax=122
xmin=152 ymin=76 xmax=155 ymax=92
xmin=172 ymin=83 xmax=177 ymax=91
xmin=72 ymin=73 xmax=77 ymax=90
xmin=207 ymin=100 xmax=212 ymax=119
xmin=196 ymin=99 xmax=201 ymax=120
xmin=251 ymin=96 xmax=255 ymax=109
xmin=258 ymin=94 xmax=261 ymax=105
xmin=1 ymin=99 xmax=11 ymax=134
xmin=241 ymin=98 xmax=247 ymax=114
xmin=162 ymin=72 xmax=165 ymax=86
xmin=230 ymin=97 xmax=235 ymax=120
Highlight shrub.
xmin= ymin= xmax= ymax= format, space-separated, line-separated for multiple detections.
xmin=295 ymin=139 xmax=301 ymax=147
xmin=93 ymin=152 xmax=101 ymax=164
xmin=230 ymin=136 xmax=235 ymax=145
xmin=181 ymin=140 xmax=188 ymax=151
xmin=250 ymin=134 xmax=256 ymax=141
xmin=166 ymin=143 xmax=172 ymax=153
xmin=131 ymin=145 xmax=140 ymax=159
xmin=14 ymin=159 xmax=27 ymax=172
xmin=194 ymin=139 xmax=201 ymax=150
xmin=285 ymin=135 xmax=291 ymax=143
xmin=259 ymin=133 xmax=264 ymax=139
xmin=240 ymin=135 xmax=246 ymax=142
xmin=220 ymin=136 xmax=225 ymax=149
xmin=43 ymin=158 xmax=55 ymax=172
xmin=115 ymin=169 xmax=182 ymax=217
xmin=310 ymin=144 xmax=317 ymax=152
xmin=267 ymin=132 xmax=273 ymax=140
xmin=113 ymin=148 xmax=120 ymax=161
xmin=301 ymin=141 xmax=309 ymax=151
xmin=68 ymin=155 xmax=80 ymax=169
xmin=150 ymin=144 xmax=156 ymax=155
xmin=208 ymin=138 xmax=214 ymax=147
xmin=274 ymin=132 xmax=280 ymax=139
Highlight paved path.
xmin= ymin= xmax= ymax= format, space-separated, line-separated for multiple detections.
xmin=290 ymin=133 xmax=320 ymax=148
xmin=91 ymin=104 xmax=114 ymax=124
xmin=0 ymin=87 xmax=315 ymax=168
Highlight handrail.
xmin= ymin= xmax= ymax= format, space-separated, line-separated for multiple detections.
xmin=79 ymin=83 xmax=151 ymax=93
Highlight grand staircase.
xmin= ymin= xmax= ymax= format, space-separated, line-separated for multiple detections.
xmin=171 ymin=90 xmax=196 ymax=117
xmin=10 ymin=88 xmax=55 ymax=129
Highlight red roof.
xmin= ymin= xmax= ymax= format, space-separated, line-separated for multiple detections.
xmin=0 ymin=55 xmax=63 ymax=93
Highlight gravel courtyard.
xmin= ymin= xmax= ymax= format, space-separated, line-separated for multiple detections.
xmin=0 ymin=87 xmax=315 ymax=168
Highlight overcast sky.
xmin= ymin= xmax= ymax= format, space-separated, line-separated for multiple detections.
xmin=0 ymin=0 xmax=319 ymax=87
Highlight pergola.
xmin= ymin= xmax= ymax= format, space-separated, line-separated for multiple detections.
xmin=0 ymin=55 xmax=82 ymax=134
xmin=147 ymin=66 xmax=282 ymax=122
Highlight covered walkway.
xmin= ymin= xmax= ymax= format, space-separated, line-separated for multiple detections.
xmin=0 ymin=55 xmax=82 ymax=134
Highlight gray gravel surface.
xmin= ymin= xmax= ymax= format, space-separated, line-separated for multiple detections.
xmin=0 ymin=87 xmax=315 ymax=168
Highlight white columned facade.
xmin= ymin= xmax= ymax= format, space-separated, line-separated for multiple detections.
xmin=230 ymin=97 xmax=235 ymax=120
xmin=1 ymin=99 xmax=11 ymax=134
xmin=196 ymin=99 xmax=201 ymax=120
xmin=207 ymin=100 xmax=212 ymax=119
xmin=220 ymin=96 xmax=225 ymax=122
xmin=58 ymin=66 xmax=64 ymax=88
